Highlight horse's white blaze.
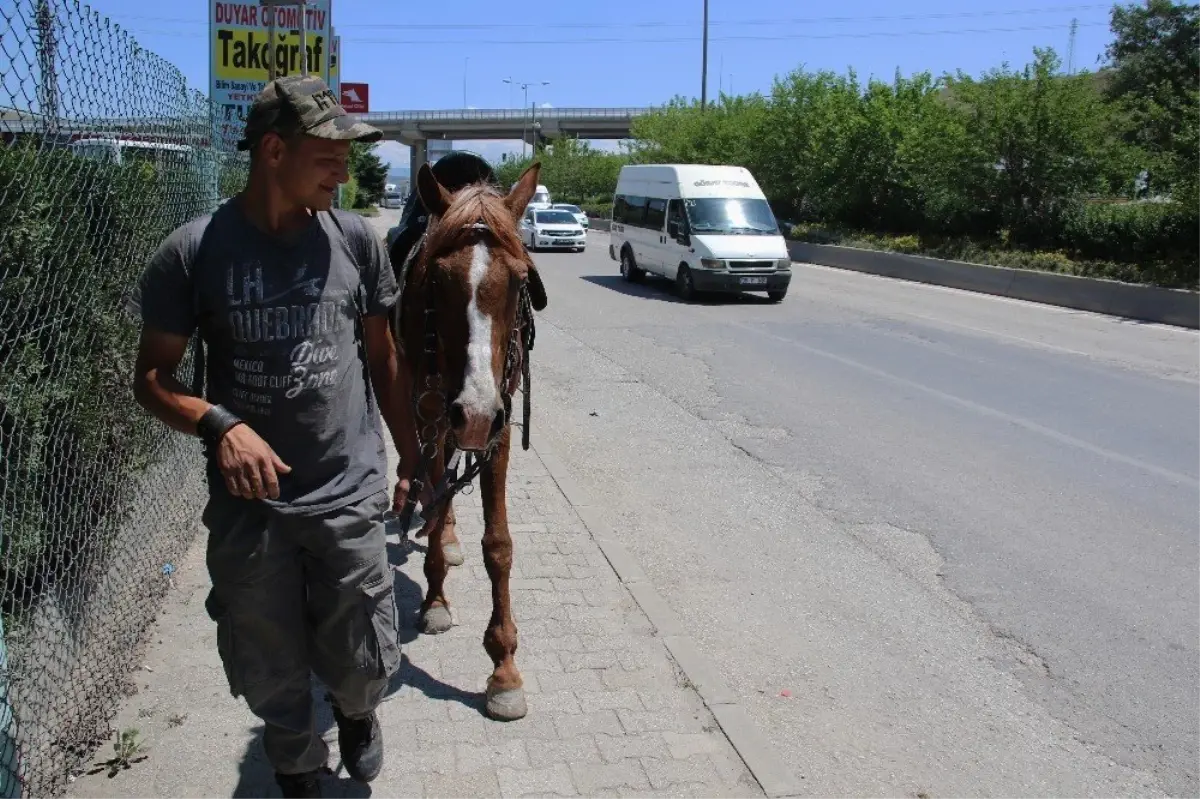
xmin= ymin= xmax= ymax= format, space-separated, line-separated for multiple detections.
xmin=457 ymin=241 xmax=499 ymax=420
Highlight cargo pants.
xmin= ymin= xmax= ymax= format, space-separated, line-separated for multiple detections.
xmin=202 ymin=489 xmax=400 ymax=776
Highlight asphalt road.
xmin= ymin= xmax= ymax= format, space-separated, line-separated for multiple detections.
xmin=373 ymin=210 xmax=1198 ymax=796
xmin=521 ymin=232 xmax=1198 ymax=798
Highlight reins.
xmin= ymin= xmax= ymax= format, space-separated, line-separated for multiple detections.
xmin=395 ymin=218 xmax=536 ymax=538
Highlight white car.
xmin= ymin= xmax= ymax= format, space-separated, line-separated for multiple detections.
xmin=521 ymin=208 xmax=587 ymax=252
xmin=552 ymin=203 xmax=589 ymax=229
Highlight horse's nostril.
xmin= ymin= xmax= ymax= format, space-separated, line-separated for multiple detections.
xmin=448 ymin=402 xmax=467 ymax=430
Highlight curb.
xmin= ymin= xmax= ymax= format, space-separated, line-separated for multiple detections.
xmin=532 ymin=438 xmax=803 ymax=798
xmin=786 ymin=239 xmax=1199 ymax=329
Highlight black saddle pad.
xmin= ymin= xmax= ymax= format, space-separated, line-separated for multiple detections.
xmin=388 ymin=150 xmax=499 ymax=273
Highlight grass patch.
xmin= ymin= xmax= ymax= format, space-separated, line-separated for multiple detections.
xmin=348 ymin=205 xmax=380 ymax=217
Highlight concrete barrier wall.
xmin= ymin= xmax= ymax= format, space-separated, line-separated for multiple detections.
xmin=786 ymin=240 xmax=1199 ymax=330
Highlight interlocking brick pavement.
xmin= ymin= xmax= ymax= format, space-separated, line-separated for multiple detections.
xmin=64 ymin=436 xmax=762 ymax=798
xmin=375 ymin=435 xmax=761 ymax=797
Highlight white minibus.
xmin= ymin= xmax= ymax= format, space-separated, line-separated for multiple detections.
xmin=608 ymin=164 xmax=791 ymax=302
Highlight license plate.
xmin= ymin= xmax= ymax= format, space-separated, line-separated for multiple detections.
xmin=739 ymin=276 xmax=768 ymax=286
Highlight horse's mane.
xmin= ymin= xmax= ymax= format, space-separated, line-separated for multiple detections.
xmin=423 ymin=183 xmax=529 ymax=265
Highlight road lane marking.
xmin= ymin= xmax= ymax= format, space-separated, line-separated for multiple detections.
xmin=731 ymin=320 xmax=1200 ymax=489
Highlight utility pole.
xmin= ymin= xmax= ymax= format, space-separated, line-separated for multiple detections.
xmin=464 ymin=57 xmax=470 ymax=107
xmin=260 ymin=0 xmax=309 ymax=78
xmin=262 ymin=0 xmax=278 ymax=78
xmin=35 ymin=0 xmax=59 ymax=135
xmin=298 ymin=0 xmax=308 ymax=76
xmin=700 ymin=0 xmax=709 ymax=112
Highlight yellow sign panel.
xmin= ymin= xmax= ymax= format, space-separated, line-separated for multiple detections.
xmin=213 ymin=28 xmax=330 ymax=81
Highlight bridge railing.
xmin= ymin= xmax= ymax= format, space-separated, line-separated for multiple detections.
xmin=360 ymin=107 xmax=653 ymax=123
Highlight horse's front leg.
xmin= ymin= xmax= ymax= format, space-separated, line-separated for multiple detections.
xmin=419 ymin=449 xmax=455 ymax=635
xmin=480 ymin=427 xmax=525 ymax=721
xmin=414 ymin=452 xmax=463 ymax=567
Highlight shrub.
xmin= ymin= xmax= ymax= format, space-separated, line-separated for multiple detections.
xmin=341 ymin=175 xmax=360 ymax=211
xmin=889 ymin=235 xmax=921 ymax=254
xmin=0 ymin=140 xmax=205 ymax=612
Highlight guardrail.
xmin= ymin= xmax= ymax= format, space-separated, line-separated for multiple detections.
xmin=786 ymin=240 xmax=1200 ymax=329
xmin=360 ymin=107 xmax=653 ymax=123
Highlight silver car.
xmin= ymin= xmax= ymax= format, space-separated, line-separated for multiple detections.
xmin=552 ymin=203 xmax=589 ymax=229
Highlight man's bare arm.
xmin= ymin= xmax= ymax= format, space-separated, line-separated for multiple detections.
xmin=364 ymin=315 xmax=418 ymax=472
xmin=132 ymin=326 xmax=213 ymax=433
xmin=132 ymin=326 xmax=290 ymax=500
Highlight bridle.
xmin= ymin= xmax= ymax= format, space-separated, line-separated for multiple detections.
xmin=394 ymin=219 xmax=536 ymax=537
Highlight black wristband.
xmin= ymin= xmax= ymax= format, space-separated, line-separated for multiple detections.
xmin=196 ymin=404 xmax=244 ymax=449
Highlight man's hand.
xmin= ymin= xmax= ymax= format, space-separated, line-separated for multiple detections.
xmin=216 ymin=424 xmax=292 ymax=500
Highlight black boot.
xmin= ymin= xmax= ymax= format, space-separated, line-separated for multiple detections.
xmin=274 ymin=768 xmax=325 ymax=798
xmin=332 ymin=707 xmax=384 ymax=783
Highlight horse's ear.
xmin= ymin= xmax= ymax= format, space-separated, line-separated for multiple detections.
xmin=504 ymin=162 xmax=542 ymax=220
xmin=416 ymin=163 xmax=452 ymax=216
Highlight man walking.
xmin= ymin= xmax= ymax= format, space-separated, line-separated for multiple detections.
xmin=131 ymin=76 xmax=415 ymax=798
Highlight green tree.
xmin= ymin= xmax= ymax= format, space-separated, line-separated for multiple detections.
xmin=1102 ymin=0 xmax=1199 ymax=203
xmin=946 ymin=48 xmax=1119 ymax=244
xmin=494 ymin=138 xmax=628 ymax=211
xmin=348 ymin=142 xmax=388 ymax=207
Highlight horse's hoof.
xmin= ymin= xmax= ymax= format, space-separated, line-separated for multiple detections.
xmin=420 ymin=605 xmax=453 ymax=635
xmin=443 ymin=542 xmax=464 ymax=567
xmin=485 ymin=686 xmax=528 ymax=721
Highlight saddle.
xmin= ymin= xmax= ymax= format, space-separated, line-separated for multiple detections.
xmin=387 ymin=150 xmax=501 ymax=284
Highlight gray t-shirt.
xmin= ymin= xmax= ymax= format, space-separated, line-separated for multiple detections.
xmin=133 ymin=200 xmax=399 ymax=515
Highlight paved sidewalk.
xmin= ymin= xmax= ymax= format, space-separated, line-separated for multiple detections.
xmin=66 ymin=435 xmax=761 ymax=798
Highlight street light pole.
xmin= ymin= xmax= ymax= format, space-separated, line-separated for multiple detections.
xmin=502 ymin=78 xmax=549 ymax=159
xmin=463 ymin=57 xmax=469 ymax=107
xmin=700 ymin=0 xmax=709 ymax=112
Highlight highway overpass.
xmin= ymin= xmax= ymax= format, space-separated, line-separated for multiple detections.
xmin=3 ymin=105 xmax=659 ymax=175
xmin=359 ymin=107 xmax=652 ymax=174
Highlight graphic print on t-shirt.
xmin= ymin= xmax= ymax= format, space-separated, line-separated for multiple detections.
xmin=223 ymin=256 xmax=352 ymax=419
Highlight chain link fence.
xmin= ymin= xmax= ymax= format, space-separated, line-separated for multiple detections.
xmin=0 ymin=2 xmax=248 ymax=795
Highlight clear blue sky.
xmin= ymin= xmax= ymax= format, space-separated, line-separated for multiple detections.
xmin=87 ymin=0 xmax=1119 ymax=168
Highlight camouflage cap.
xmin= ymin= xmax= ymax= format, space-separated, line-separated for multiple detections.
xmin=237 ymin=74 xmax=382 ymax=151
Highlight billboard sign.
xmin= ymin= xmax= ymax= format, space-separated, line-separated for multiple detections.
xmin=328 ymin=29 xmax=339 ymax=99
xmin=340 ymin=82 xmax=368 ymax=113
xmin=209 ymin=0 xmax=334 ymax=152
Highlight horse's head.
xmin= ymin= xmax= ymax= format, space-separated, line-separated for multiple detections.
xmin=413 ymin=161 xmax=547 ymax=452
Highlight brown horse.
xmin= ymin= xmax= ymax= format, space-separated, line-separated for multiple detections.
xmin=393 ymin=162 xmax=547 ymax=721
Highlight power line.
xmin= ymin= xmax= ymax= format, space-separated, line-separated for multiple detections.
xmin=110 ymin=4 xmax=1112 ymax=31
xmin=125 ymin=22 xmax=1109 ymax=45
xmin=341 ymin=5 xmax=1113 ymax=30
xmin=350 ymin=22 xmax=1112 ymax=46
